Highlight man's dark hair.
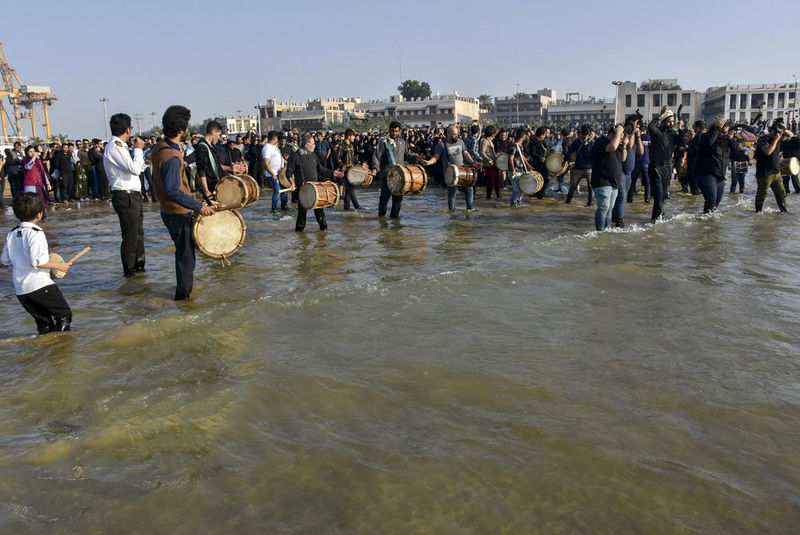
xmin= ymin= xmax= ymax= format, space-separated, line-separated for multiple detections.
xmin=92 ymin=138 xmax=101 ymax=145
xmin=162 ymin=105 xmax=191 ymax=138
xmin=205 ymin=120 xmax=223 ymax=134
xmin=267 ymin=130 xmax=279 ymax=142
xmin=344 ymin=128 xmax=354 ymax=137
xmin=389 ymin=121 xmax=401 ymax=130
xmin=580 ymin=124 xmax=593 ymax=136
xmin=483 ymin=125 xmax=497 ymax=137
xmin=13 ymin=192 xmax=43 ymax=222
xmin=109 ymin=113 xmax=131 ymax=137
xmin=693 ymin=120 xmax=705 ymax=130
xmin=515 ymin=128 xmax=527 ymax=140
xmin=470 ymin=125 xmax=480 ymax=135
xmin=535 ymin=126 xmax=548 ymax=137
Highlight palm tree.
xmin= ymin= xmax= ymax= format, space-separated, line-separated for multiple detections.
xmin=478 ymin=94 xmax=494 ymax=112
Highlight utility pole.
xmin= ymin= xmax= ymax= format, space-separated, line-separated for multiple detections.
xmin=100 ymin=97 xmax=109 ymax=139
xmin=516 ymin=83 xmax=520 ymax=124
xmin=151 ymin=111 xmax=156 ymax=130
xmin=134 ymin=113 xmax=143 ymax=136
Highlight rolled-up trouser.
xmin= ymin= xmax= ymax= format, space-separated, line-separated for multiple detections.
xmin=342 ymin=179 xmax=360 ymax=210
xmin=698 ymin=173 xmax=726 ymax=213
xmin=730 ymin=172 xmax=745 ymax=192
xmin=649 ymin=164 xmax=671 ymax=220
xmin=565 ymin=168 xmax=593 ymax=205
xmin=593 ymin=186 xmax=618 ymax=231
xmin=266 ymin=174 xmax=288 ymax=211
xmin=161 ymin=211 xmax=195 ymax=300
xmin=782 ymin=173 xmax=800 ymax=193
xmin=296 ymin=206 xmax=327 ymax=231
xmin=447 ymin=185 xmax=473 ymax=210
xmin=755 ymin=173 xmax=787 ymax=212
xmin=628 ymin=162 xmax=649 ymax=202
xmin=612 ymin=173 xmax=631 ymax=223
xmin=17 ymin=283 xmax=72 ymax=334
xmin=378 ymin=173 xmax=403 ymax=218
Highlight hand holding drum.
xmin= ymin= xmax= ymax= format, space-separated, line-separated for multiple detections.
xmin=49 ymin=246 xmax=91 ymax=279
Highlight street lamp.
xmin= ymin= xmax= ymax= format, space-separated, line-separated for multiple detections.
xmin=611 ymin=81 xmax=624 ymax=124
xmin=516 ymin=83 xmax=520 ymax=125
xmin=99 ymin=97 xmax=109 ymax=139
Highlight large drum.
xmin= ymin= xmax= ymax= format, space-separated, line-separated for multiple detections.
xmin=496 ymin=153 xmax=509 ymax=171
xmin=299 ymin=181 xmax=340 ymax=209
xmin=545 ymin=153 xmax=568 ymax=176
xmin=193 ymin=209 xmax=246 ymax=259
xmin=780 ymin=157 xmax=800 ymax=177
xmin=732 ymin=161 xmax=748 ymax=174
xmin=278 ymin=166 xmax=291 ymax=188
xmin=386 ymin=164 xmax=427 ymax=195
xmin=232 ymin=161 xmax=248 ymax=175
xmin=346 ymin=166 xmax=373 ymax=187
xmin=214 ymin=174 xmax=259 ymax=209
xmin=519 ymin=171 xmax=544 ymax=195
xmin=445 ymin=164 xmax=478 ymax=187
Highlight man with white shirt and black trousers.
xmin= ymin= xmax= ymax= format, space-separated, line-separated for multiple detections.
xmin=104 ymin=113 xmax=148 ymax=277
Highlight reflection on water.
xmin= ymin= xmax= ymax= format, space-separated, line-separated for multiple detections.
xmin=1 ymin=180 xmax=800 ymax=533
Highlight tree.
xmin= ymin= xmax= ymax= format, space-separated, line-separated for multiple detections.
xmin=397 ymin=80 xmax=432 ymax=100
xmin=478 ymin=94 xmax=494 ymax=111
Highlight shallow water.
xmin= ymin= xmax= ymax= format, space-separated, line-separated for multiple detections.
xmin=1 ymin=176 xmax=800 ymax=534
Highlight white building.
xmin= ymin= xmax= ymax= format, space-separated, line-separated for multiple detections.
xmin=217 ymin=115 xmax=259 ymax=135
xmin=703 ymin=83 xmax=798 ymax=125
xmin=356 ymin=93 xmax=480 ymax=128
xmin=493 ymin=89 xmax=557 ymax=125
xmin=548 ymin=95 xmax=615 ymax=124
xmin=614 ymin=79 xmax=704 ymax=124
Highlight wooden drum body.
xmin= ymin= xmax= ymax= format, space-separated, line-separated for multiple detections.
xmin=445 ymin=164 xmax=478 ymax=187
xmin=215 ymin=174 xmax=259 ymax=209
xmin=299 ymin=181 xmax=340 ymax=209
xmin=519 ymin=171 xmax=544 ymax=195
xmin=780 ymin=157 xmax=800 ymax=177
xmin=346 ymin=166 xmax=373 ymax=187
xmin=545 ymin=153 xmax=568 ymax=176
xmin=193 ymin=209 xmax=246 ymax=259
xmin=386 ymin=164 xmax=427 ymax=195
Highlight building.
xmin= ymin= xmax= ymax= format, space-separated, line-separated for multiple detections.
xmin=613 ymin=79 xmax=704 ymax=124
xmin=256 ymin=97 xmax=362 ymax=132
xmin=256 ymin=99 xmax=306 ymax=132
xmin=216 ymin=115 xmax=259 ymax=135
xmin=703 ymin=83 xmax=797 ymax=125
xmin=493 ymin=89 xmax=557 ymax=126
xmin=547 ymin=94 xmax=615 ymax=124
xmin=355 ymin=93 xmax=480 ymax=128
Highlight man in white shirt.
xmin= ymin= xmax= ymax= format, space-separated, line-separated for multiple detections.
xmin=262 ymin=130 xmax=291 ymax=214
xmin=103 ymin=113 xmax=147 ymax=277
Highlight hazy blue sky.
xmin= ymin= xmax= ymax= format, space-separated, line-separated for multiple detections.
xmin=2 ymin=0 xmax=797 ymax=138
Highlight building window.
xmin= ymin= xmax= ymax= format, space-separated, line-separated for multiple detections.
xmin=625 ymin=94 xmax=632 ymax=107
xmin=682 ymin=93 xmax=691 ymax=106
xmin=653 ymin=94 xmax=661 ymax=107
xmin=768 ymin=93 xmax=775 ymax=107
xmin=730 ymin=94 xmax=737 ymax=110
xmin=667 ymin=93 xmax=677 ymax=107
xmin=637 ymin=94 xmax=645 ymax=107
xmin=751 ymin=94 xmax=764 ymax=109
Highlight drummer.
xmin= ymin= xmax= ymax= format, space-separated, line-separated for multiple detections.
xmin=418 ymin=125 xmax=482 ymax=212
xmin=480 ymin=126 xmax=501 ymax=199
xmin=196 ymin=120 xmax=226 ymax=204
xmin=334 ymin=128 xmax=370 ymax=211
xmin=371 ymin=121 xmax=425 ymax=219
xmin=150 ymin=105 xmax=215 ymax=301
xmin=755 ymin=119 xmax=793 ymax=213
xmin=286 ymin=135 xmax=344 ymax=232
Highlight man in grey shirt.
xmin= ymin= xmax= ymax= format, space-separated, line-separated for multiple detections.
xmin=371 ymin=121 xmax=422 ymax=218
xmin=419 ymin=125 xmax=482 ymax=211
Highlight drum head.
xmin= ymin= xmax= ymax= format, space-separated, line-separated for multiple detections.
xmin=193 ymin=210 xmax=246 ymax=259
xmin=519 ymin=172 xmax=543 ymax=195
xmin=278 ymin=167 xmax=291 ymax=188
xmin=790 ymin=157 xmax=800 ymax=176
xmin=496 ymin=154 xmax=509 ymax=171
xmin=545 ymin=153 xmax=565 ymax=175
xmin=386 ymin=166 xmax=406 ymax=195
xmin=49 ymin=253 xmax=66 ymax=279
xmin=445 ymin=165 xmax=458 ymax=186
xmin=347 ymin=167 xmax=367 ymax=186
xmin=215 ymin=175 xmax=246 ymax=208
xmin=298 ymin=183 xmax=317 ymax=209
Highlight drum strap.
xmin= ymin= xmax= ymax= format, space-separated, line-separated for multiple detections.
xmin=200 ymin=141 xmax=221 ymax=180
xmin=513 ymin=143 xmax=529 ymax=173
xmin=385 ymin=139 xmax=397 ymax=166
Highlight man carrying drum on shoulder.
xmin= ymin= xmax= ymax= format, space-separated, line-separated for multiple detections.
xmin=418 ymin=125 xmax=482 ymax=212
xmin=371 ymin=121 xmax=425 ymax=219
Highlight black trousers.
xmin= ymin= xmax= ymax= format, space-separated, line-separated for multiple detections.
xmin=649 ymin=164 xmax=671 ymax=220
xmin=296 ymin=206 xmax=327 ymax=232
xmin=62 ymin=172 xmax=75 ymax=200
xmin=378 ymin=173 xmax=403 ymax=218
xmin=161 ymin=211 xmax=196 ymax=300
xmin=0 ymin=172 xmax=5 ymax=206
xmin=51 ymin=177 xmax=64 ymax=203
xmin=18 ymin=284 xmax=72 ymax=334
xmin=782 ymin=174 xmax=800 ymax=193
xmin=342 ymin=180 xmax=361 ymax=209
xmin=111 ymin=190 xmax=145 ymax=276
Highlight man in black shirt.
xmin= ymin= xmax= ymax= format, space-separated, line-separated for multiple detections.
xmin=780 ymin=134 xmax=800 ymax=193
xmin=529 ymin=126 xmax=550 ymax=199
xmin=590 ymin=124 xmax=625 ymax=230
xmin=287 ymin=135 xmax=344 ymax=232
xmin=647 ymin=106 xmax=683 ymax=220
xmin=196 ymin=120 xmax=225 ymax=203
xmin=696 ymin=119 xmax=731 ymax=213
xmin=755 ymin=120 xmax=793 ymax=212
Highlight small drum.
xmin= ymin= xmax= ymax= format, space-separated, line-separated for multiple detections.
xmin=545 ymin=153 xmax=568 ymax=176
xmin=299 ymin=181 xmax=340 ymax=209
xmin=732 ymin=161 xmax=748 ymax=174
xmin=496 ymin=153 xmax=509 ymax=171
xmin=780 ymin=157 xmax=800 ymax=177
xmin=519 ymin=171 xmax=544 ymax=195
xmin=445 ymin=164 xmax=478 ymax=187
xmin=346 ymin=166 xmax=373 ymax=187
xmin=193 ymin=209 xmax=246 ymax=259
xmin=214 ymin=174 xmax=259 ymax=210
xmin=232 ymin=161 xmax=248 ymax=175
xmin=278 ymin=166 xmax=291 ymax=188
xmin=49 ymin=253 xmax=67 ymax=279
xmin=386 ymin=164 xmax=428 ymax=195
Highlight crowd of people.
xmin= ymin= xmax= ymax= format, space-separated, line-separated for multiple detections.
xmin=2 ymin=106 xmax=800 ymax=334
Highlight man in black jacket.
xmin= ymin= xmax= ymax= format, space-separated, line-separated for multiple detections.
xmin=5 ymin=141 xmax=25 ymax=197
xmin=51 ymin=144 xmax=77 ymax=202
xmin=648 ymin=106 xmax=684 ymax=221
xmin=696 ymin=119 xmax=731 ymax=213
xmin=780 ymin=133 xmax=800 ymax=193
xmin=287 ymin=135 xmax=344 ymax=232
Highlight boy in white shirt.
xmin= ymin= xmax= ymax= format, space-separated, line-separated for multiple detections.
xmin=1 ymin=192 xmax=73 ymax=334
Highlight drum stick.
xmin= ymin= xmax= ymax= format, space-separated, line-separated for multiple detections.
xmin=278 ymin=187 xmax=293 ymax=193
xmin=67 ymin=247 xmax=91 ymax=264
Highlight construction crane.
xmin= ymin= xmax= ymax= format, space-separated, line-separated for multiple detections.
xmin=0 ymin=42 xmax=57 ymax=141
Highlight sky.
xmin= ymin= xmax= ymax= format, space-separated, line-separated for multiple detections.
xmin=2 ymin=0 xmax=797 ymax=139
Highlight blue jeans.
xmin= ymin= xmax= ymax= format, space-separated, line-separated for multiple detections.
xmin=698 ymin=173 xmax=725 ymax=213
xmin=612 ymin=173 xmax=631 ymax=224
xmin=266 ymin=174 xmax=287 ymax=211
xmin=730 ymin=172 xmax=745 ymax=193
xmin=510 ymin=173 xmax=521 ymax=206
xmin=448 ymin=186 xmax=474 ymax=210
xmin=594 ymin=186 xmax=618 ymax=231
